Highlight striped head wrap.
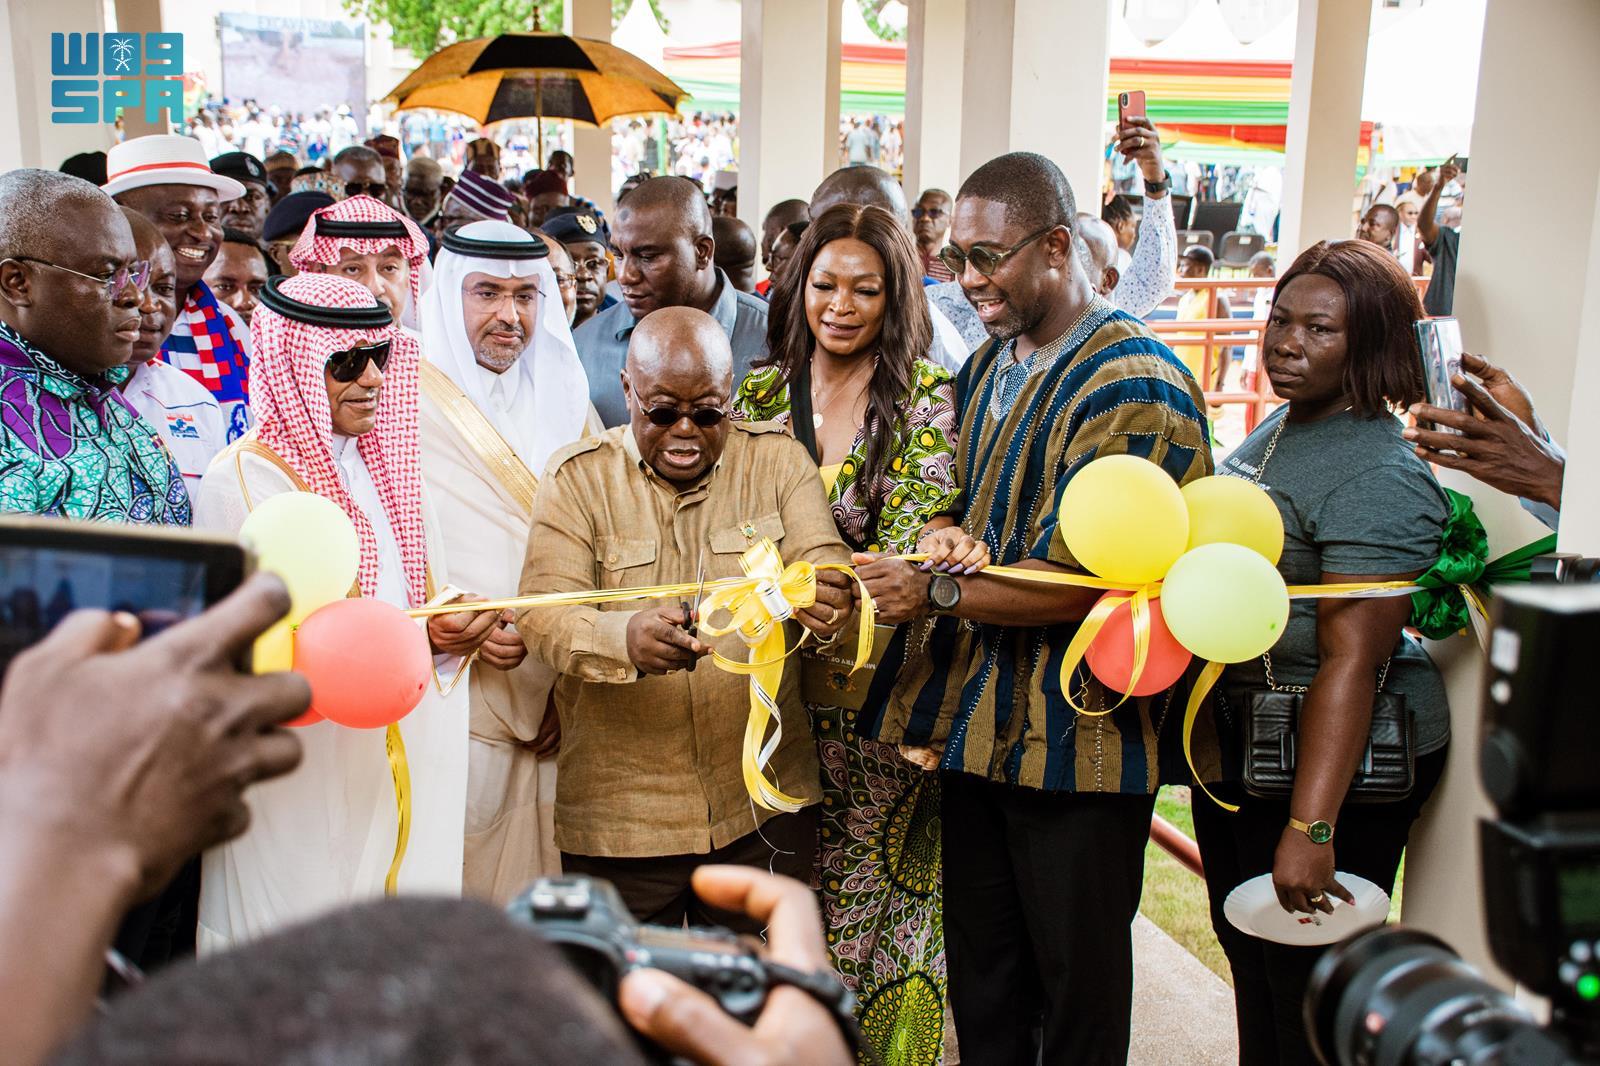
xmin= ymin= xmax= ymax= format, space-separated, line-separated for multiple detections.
xmin=445 ymin=169 xmax=514 ymax=223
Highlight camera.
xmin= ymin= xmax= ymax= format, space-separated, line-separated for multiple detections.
xmin=508 ymin=876 xmax=861 ymax=1064
xmin=1306 ymin=581 xmax=1600 ymax=1065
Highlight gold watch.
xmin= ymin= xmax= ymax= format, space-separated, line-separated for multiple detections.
xmin=1288 ymin=817 xmax=1334 ymax=845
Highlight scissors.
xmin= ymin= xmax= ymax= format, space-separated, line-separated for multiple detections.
xmin=681 ymin=550 xmax=707 ymax=636
xmin=680 ymin=551 xmax=706 ymax=669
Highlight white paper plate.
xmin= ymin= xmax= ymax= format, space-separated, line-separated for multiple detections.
xmin=1223 ymin=872 xmax=1390 ymax=946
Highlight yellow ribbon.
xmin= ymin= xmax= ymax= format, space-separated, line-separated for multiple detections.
xmin=696 ymin=539 xmax=875 ymax=812
xmin=383 ymin=722 xmax=411 ymax=894
xmin=399 ymin=550 xmax=1436 ymax=814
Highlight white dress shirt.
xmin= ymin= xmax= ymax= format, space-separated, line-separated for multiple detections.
xmin=1112 ymin=193 xmax=1178 ymax=319
xmin=123 ymin=359 xmax=227 ymax=491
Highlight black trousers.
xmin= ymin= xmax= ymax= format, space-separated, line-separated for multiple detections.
xmin=941 ymin=772 xmax=1157 ymax=1066
xmin=561 ymin=806 xmax=819 ymax=936
xmin=1191 ymin=747 xmax=1448 ymax=1066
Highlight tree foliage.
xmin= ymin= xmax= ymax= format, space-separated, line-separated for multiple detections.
xmin=345 ymin=0 xmax=670 ymax=61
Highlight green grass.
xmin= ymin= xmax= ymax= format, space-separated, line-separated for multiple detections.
xmin=1139 ymin=787 xmax=1408 ymax=986
xmin=1142 ymin=786 xmax=1232 ymax=984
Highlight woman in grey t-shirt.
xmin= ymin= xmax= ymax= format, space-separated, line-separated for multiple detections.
xmin=1192 ymin=240 xmax=1450 ymax=1066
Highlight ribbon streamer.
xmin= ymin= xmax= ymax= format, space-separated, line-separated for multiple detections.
xmin=383 ymin=723 xmax=412 ymax=894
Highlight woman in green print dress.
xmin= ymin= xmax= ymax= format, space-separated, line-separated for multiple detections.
xmin=735 ymin=203 xmax=981 ymax=1065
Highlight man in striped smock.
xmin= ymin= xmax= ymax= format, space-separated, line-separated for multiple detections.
xmin=854 ymin=152 xmax=1213 ymax=1066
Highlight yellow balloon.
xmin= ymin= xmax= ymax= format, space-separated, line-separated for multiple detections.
xmin=1058 ymin=455 xmax=1189 ymax=584
xmin=1160 ymin=543 xmax=1290 ymax=663
xmin=252 ymin=619 xmax=295 ymax=674
xmin=239 ymin=492 xmax=359 ymax=620
xmin=1182 ymin=476 xmax=1285 ymax=564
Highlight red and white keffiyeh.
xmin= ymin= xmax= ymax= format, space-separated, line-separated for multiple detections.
xmin=250 ymin=273 xmax=428 ymax=606
xmin=289 ymin=194 xmax=432 ymax=329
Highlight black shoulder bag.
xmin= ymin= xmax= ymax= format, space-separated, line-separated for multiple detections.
xmin=1232 ymin=412 xmax=1416 ymax=803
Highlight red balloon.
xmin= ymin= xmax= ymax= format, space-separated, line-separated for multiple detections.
xmin=1084 ymin=592 xmax=1193 ymax=697
xmin=293 ymin=598 xmax=432 ymax=729
xmin=284 ymin=706 xmax=323 ymax=729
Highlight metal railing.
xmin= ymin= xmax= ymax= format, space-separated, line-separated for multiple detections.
xmin=1148 ymin=276 xmax=1435 ymax=438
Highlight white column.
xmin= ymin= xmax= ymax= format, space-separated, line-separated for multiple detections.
xmin=825 ymin=0 xmax=843 ymax=173
xmin=114 ymin=0 xmax=166 ymax=140
xmin=902 ymin=0 xmax=966 ymax=200
xmin=1401 ymin=0 xmax=1600 ymax=982
xmin=1276 ymin=0 xmax=1372 ymax=258
xmin=737 ymin=0 xmax=839 ymax=235
xmin=0 ymin=0 xmax=114 ymax=172
xmin=957 ymin=0 xmax=1110 ymax=214
xmin=565 ymin=0 xmax=615 ymax=213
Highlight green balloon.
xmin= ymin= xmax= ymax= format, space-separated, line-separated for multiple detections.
xmin=1161 ymin=543 xmax=1290 ymax=663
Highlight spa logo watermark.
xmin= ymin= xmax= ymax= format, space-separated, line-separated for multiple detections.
xmin=51 ymin=32 xmax=185 ymax=124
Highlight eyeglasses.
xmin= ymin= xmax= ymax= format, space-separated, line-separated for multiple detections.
xmin=553 ymin=270 xmax=577 ymax=292
xmin=8 ymin=257 xmax=151 ymax=301
xmin=325 ymin=340 xmax=391 ymax=383
xmin=343 ymin=181 xmax=389 ymax=200
xmin=641 ymin=405 xmax=728 ymax=429
xmin=571 ymin=255 xmax=607 ymax=277
xmin=465 ymin=287 xmax=541 ymax=311
xmin=911 ymin=206 xmax=947 ymax=220
xmin=937 ymin=225 xmax=1058 ymax=278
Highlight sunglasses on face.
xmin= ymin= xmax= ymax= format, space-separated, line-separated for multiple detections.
xmin=937 ymin=225 xmax=1058 ymax=278
xmin=641 ymin=405 xmax=728 ymax=429
xmin=325 ymin=340 xmax=391 ymax=383
xmin=911 ymin=206 xmax=947 ymax=220
xmin=344 ymin=181 xmax=388 ymax=199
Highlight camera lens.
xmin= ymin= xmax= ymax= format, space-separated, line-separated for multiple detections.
xmin=1305 ymin=926 xmax=1541 ymax=1066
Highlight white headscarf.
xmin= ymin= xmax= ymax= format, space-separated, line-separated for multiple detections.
xmin=420 ymin=220 xmax=591 ymax=476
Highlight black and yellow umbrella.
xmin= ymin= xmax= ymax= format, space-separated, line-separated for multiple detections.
xmin=385 ymin=32 xmax=688 ymax=132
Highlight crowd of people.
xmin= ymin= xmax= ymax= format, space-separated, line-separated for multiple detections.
xmin=0 ymin=90 xmax=1567 ymax=1066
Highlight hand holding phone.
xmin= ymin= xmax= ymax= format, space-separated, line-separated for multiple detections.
xmin=1118 ymin=90 xmax=1147 ymax=129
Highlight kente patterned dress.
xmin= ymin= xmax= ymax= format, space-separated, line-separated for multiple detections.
xmin=736 ymin=358 xmax=958 ymax=1066
xmin=0 ymin=320 xmax=191 ymax=524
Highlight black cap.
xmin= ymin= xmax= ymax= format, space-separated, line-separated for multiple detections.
xmin=60 ymin=151 xmax=108 ymax=186
xmin=210 ymin=151 xmax=268 ymax=188
xmin=258 ymin=275 xmax=393 ymax=329
xmin=540 ymin=208 xmax=609 ymax=248
xmin=262 ymin=191 xmax=335 ymax=242
xmin=440 ymin=225 xmax=549 ymax=261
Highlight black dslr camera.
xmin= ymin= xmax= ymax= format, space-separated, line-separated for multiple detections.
xmin=508 ymin=876 xmax=862 ymax=1064
xmin=1306 ymin=581 xmax=1600 ymax=1065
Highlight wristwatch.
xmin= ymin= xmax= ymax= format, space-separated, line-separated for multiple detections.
xmin=927 ymin=574 xmax=961 ymax=615
xmin=1143 ymin=175 xmax=1169 ymax=196
xmin=1288 ymin=817 xmax=1335 ymax=845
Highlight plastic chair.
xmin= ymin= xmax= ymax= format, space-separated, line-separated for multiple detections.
xmin=1218 ymin=231 xmax=1268 ymax=271
xmin=1177 ymin=229 xmax=1215 ymax=255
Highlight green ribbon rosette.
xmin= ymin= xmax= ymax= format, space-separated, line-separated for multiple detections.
xmin=1409 ymin=489 xmax=1558 ymax=640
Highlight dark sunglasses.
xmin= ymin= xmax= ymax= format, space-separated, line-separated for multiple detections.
xmin=326 ymin=341 xmax=391 ymax=383
xmin=938 ymin=225 xmax=1058 ymax=278
xmin=344 ymin=182 xmax=388 ymax=199
xmin=911 ymin=206 xmax=946 ymax=220
xmin=642 ymin=405 xmax=727 ymax=429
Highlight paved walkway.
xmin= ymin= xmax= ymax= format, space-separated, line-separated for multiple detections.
xmin=1130 ymin=914 xmax=1239 ymax=1065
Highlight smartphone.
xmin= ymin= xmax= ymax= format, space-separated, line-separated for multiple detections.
xmin=1413 ymin=317 xmax=1471 ymax=434
xmin=1118 ymin=90 xmax=1147 ymax=127
xmin=0 ymin=517 xmax=247 ymax=673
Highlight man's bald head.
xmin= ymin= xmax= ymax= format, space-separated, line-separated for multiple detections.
xmin=1075 ymin=213 xmax=1120 ymax=297
xmin=615 ymin=176 xmax=712 ymax=240
xmin=809 ymin=166 xmax=908 ymax=227
xmin=626 ymin=306 xmax=733 ymax=385
xmin=760 ymin=199 xmax=810 ymax=267
xmin=623 ymin=307 xmax=733 ymax=485
xmin=711 ymin=216 xmax=757 ymax=293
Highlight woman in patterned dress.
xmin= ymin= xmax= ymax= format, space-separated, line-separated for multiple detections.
xmin=734 ymin=203 xmax=983 ymax=1065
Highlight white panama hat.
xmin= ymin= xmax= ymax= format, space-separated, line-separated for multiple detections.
xmin=102 ymin=134 xmax=247 ymax=200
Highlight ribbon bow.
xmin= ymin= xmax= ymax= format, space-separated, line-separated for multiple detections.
xmin=697 ymin=539 xmax=873 ymax=812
